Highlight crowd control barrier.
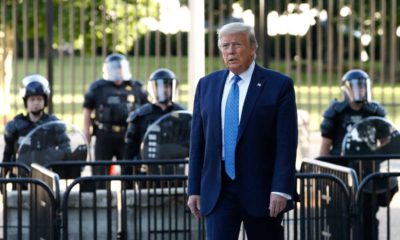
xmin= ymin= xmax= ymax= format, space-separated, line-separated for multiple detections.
xmin=1 ymin=157 xmax=399 ymax=240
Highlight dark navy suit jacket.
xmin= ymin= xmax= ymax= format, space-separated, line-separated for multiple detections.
xmin=188 ymin=64 xmax=298 ymax=217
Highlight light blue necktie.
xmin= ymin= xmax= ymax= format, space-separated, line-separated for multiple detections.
xmin=224 ymin=75 xmax=241 ymax=180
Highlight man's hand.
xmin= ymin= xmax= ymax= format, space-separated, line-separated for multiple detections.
xmin=187 ymin=195 xmax=202 ymax=219
xmin=269 ymin=193 xmax=287 ymax=217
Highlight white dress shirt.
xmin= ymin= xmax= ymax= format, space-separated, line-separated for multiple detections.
xmin=220 ymin=61 xmax=291 ymax=200
xmin=221 ymin=62 xmax=254 ymax=130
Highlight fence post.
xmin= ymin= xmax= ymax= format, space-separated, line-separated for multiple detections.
xmin=45 ymin=0 xmax=54 ymax=113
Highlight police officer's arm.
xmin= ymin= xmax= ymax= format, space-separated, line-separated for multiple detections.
xmin=83 ymin=81 xmax=99 ymax=144
xmin=124 ymin=121 xmax=141 ymax=160
xmin=54 ymin=123 xmax=72 ymax=152
xmin=132 ymin=81 xmax=149 ymax=106
xmin=2 ymin=122 xmax=17 ymax=177
xmin=3 ymin=124 xmax=17 ymax=163
xmin=83 ymin=108 xmax=93 ymax=144
xmin=320 ymin=137 xmax=333 ymax=156
xmin=124 ymin=105 xmax=152 ymax=160
xmin=319 ymin=103 xmax=337 ymax=156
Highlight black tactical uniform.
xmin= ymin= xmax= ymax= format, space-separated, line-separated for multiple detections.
xmin=123 ymin=68 xmax=185 ymax=177
xmin=124 ymin=103 xmax=185 ymax=161
xmin=84 ymin=79 xmax=147 ymax=163
xmin=321 ymin=100 xmax=388 ymax=240
xmin=3 ymin=113 xmax=70 ymax=165
xmin=2 ymin=74 xmax=72 ymax=178
xmin=320 ymin=100 xmax=386 ymax=157
xmin=319 ymin=69 xmax=389 ymax=240
xmin=83 ymin=54 xmax=148 ymax=179
xmin=3 ymin=114 xmax=71 ymax=168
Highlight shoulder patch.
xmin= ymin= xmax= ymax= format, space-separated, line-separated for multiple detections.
xmin=126 ymin=103 xmax=153 ymax=122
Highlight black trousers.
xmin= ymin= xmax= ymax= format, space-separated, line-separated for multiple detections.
xmin=360 ymin=192 xmax=379 ymax=240
xmin=93 ymin=130 xmax=125 ymax=188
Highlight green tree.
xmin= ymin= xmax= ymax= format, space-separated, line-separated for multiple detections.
xmin=0 ymin=0 xmax=158 ymax=119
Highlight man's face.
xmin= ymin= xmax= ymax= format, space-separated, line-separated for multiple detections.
xmin=220 ymin=32 xmax=256 ymax=75
xmin=349 ymin=79 xmax=368 ymax=103
xmin=154 ymin=82 xmax=173 ymax=104
xmin=162 ymin=84 xmax=172 ymax=99
xmin=113 ymin=68 xmax=124 ymax=85
xmin=357 ymin=82 xmax=367 ymax=98
xmin=27 ymin=95 xmax=45 ymax=112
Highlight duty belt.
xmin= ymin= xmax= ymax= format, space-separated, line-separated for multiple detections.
xmin=95 ymin=121 xmax=126 ymax=133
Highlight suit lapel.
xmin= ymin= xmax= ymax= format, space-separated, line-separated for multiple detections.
xmin=213 ymin=70 xmax=230 ymax=147
xmin=237 ymin=65 xmax=267 ymax=141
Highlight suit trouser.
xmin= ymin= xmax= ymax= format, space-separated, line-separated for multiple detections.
xmin=205 ymin=169 xmax=284 ymax=240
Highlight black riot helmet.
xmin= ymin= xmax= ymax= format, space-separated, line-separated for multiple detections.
xmin=21 ymin=74 xmax=51 ymax=108
xmin=148 ymin=68 xmax=177 ymax=104
xmin=341 ymin=69 xmax=372 ymax=104
xmin=102 ymin=53 xmax=132 ymax=81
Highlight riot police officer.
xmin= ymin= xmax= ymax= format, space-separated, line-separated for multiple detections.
xmin=83 ymin=53 xmax=148 ymax=176
xmin=319 ymin=69 xmax=388 ymax=240
xmin=2 ymin=74 xmax=70 ymax=176
xmin=123 ymin=68 xmax=185 ymax=172
xmin=320 ymin=69 xmax=386 ymax=157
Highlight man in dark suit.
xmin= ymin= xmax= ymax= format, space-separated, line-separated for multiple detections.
xmin=187 ymin=22 xmax=298 ymax=239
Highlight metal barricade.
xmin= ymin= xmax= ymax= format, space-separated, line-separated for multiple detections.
xmin=61 ymin=175 xmax=203 ymax=240
xmin=52 ymin=159 xmax=355 ymax=240
xmin=283 ymin=173 xmax=352 ymax=240
xmin=301 ymin=158 xmax=359 ymax=196
xmin=315 ymin=155 xmax=400 ymax=240
xmin=0 ymin=178 xmax=58 ymax=240
xmin=31 ymin=164 xmax=61 ymax=239
xmin=1 ymin=159 xmax=364 ymax=239
xmin=298 ymin=158 xmax=360 ymax=239
xmin=45 ymin=159 xmax=189 ymax=190
xmin=0 ymin=162 xmax=31 ymax=177
xmin=355 ymin=172 xmax=400 ymax=240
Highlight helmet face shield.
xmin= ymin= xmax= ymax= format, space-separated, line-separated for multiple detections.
xmin=342 ymin=78 xmax=371 ymax=104
xmin=20 ymin=74 xmax=51 ymax=108
xmin=148 ymin=79 xmax=176 ymax=104
xmin=22 ymin=74 xmax=50 ymax=91
xmin=102 ymin=59 xmax=132 ymax=81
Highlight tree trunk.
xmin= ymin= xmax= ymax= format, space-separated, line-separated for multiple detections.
xmin=0 ymin=26 xmax=14 ymax=124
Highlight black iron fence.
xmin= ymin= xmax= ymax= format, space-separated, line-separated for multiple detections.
xmin=313 ymin=156 xmax=400 ymax=240
xmin=1 ymin=0 xmax=399 ymax=131
xmin=0 ymin=162 xmax=31 ymax=178
xmin=61 ymin=175 xmax=196 ymax=240
xmin=285 ymin=173 xmax=352 ymax=240
xmin=1 ymin=158 xmax=400 ymax=239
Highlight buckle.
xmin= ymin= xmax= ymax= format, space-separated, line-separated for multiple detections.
xmin=112 ymin=125 xmax=122 ymax=132
xmin=95 ymin=121 xmax=125 ymax=133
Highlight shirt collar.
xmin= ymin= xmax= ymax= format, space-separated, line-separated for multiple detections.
xmin=227 ymin=61 xmax=255 ymax=83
